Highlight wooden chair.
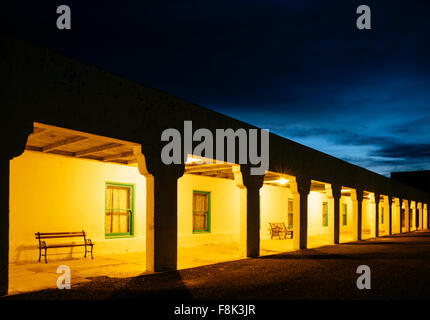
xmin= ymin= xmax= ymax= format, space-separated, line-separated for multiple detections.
xmin=269 ymin=222 xmax=293 ymax=239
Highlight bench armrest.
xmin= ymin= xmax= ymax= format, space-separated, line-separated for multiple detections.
xmin=40 ymin=240 xmax=46 ymax=248
xmin=86 ymin=239 xmax=94 ymax=245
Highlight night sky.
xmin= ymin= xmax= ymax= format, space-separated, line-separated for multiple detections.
xmin=1 ymin=0 xmax=430 ymax=176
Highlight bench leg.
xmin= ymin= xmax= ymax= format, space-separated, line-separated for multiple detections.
xmin=84 ymin=244 xmax=87 ymax=258
xmin=44 ymin=248 xmax=48 ymax=264
xmin=38 ymin=248 xmax=41 ymax=262
xmin=91 ymin=245 xmax=94 ymax=259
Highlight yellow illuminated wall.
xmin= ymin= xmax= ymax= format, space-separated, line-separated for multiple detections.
xmin=362 ymin=198 xmax=376 ymax=238
xmin=9 ymin=150 xmax=147 ymax=263
xmin=339 ymin=196 xmax=353 ymax=235
xmin=10 ymin=150 xmax=247 ymax=263
xmin=308 ymin=191 xmax=328 ymax=236
xmin=259 ymin=184 xmax=290 ymax=240
xmin=177 ymin=174 xmax=240 ymax=247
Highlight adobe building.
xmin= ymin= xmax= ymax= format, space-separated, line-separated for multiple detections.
xmin=1 ymin=33 xmax=430 ymax=295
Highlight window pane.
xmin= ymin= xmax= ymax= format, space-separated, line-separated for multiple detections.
xmin=287 ymin=199 xmax=293 ymax=228
xmin=106 ymin=210 xmax=130 ymax=234
xmin=107 ymin=185 xmax=130 ymax=210
xmin=193 ymin=192 xmax=209 ymax=232
xmin=288 ymin=213 xmax=293 ymax=228
xmin=193 ymin=212 xmax=207 ymax=231
xmin=288 ymin=199 xmax=293 ymax=214
xmin=106 ymin=184 xmax=132 ymax=235
xmin=343 ymin=204 xmax=347 ymax=226
xmin=322 ymin=202 xmax=328 ymax=226
xmin=193 ymin=193 xmax=208 ymax=212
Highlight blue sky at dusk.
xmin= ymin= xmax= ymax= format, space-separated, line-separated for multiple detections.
xmin=1 ymin=0 xmax=430 ymax=176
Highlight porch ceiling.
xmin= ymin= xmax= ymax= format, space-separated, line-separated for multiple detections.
xmin=25 ymin=122 xmax=140 ymax=166
xmin=184 ymin=163 xmax=294 ymax=186
xmin=185 ymin=162 xmax=235 ymax=179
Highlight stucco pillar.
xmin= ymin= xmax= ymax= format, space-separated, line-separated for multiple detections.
xmin=1 ymin=118 xmax=33 ymax=296
xmin=374 ymin=194 xmax=380 ymax=237
xmin=134 ymin=146 xmax=184 ymax=272
xmin=388 ymin=196 xmax=393 ymax=235
xmin=418 ymin=202 xmax=423 ymax=230
xmin=290 ymin=176 xmax=311 ymax=250
xmin=395 ymin=198 xmax=401 ymax=234
xmin=425 ymin=203 xmax=429 ymax=229
xmin=326 ymin=184 xmax=341 ymax=244
xmin=399 ymin=198 xmax=404 ymax=233
xmin=404 ymin=200 xmax=410 ymax=233
xmin=351 ymin=189 xmax=363 ymax=241
xmin=233 ymin=165 xmax=264 ymax=257
xmin=0 ymin=159 xmax=9 ymax=295
xmin=408 ymin=200 xmax=412 ymax=232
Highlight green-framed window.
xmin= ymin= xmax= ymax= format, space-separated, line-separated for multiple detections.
xmin=105 ymin=182 xmax=134 ymax=238
xmin=342 ymin=203 xmax=347 ymax=226
xmin=381 ymin=207 xmax=384 ymax=224
xmin=193 ymin=191 xmax=211 ymax=233
xmin=287 ymin=198 xmax=294 ymax=228
xmin=322 ymin=202 xmax=328 ymax=227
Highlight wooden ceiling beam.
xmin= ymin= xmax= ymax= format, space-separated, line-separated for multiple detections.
xmin=29 ymin=127 xmax=46 ymax=138
xmin=103 ymin=151 xmax=134 ymax=161
xmin=42 ymin=136 xmax=88 ymax=152
xmin=75 ymin=143 xmax=123 ymax=157
xmin=25 ymin=145 xmax=42 ymax=152
xmin=34 ymin=122 xmax=140 ymax=147
xmin=185 ymin=164 xmax=232 ymax=173
xmin=197 ymin=169 xmax=233 ymax=176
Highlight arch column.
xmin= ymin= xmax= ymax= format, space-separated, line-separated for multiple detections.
xmin=290 ymin=176 xmax=311 ymax=250
xmin=388 ymin=196 xmax=393 ymax=235
xmin=134 ymin=146 xmax=184 ymax=272
xmin=418 ymin=202 xmax=423 ymax=230
xmin=233 ymin=165 xmax=265 ymax=257
xmin=0 ymin=159 xmax=9 ymax=295
xmin=351 ymin=189 xmax=363 ymax=241
xmin=406 ymin=200 xmax=411 ymax=232
xmin=402 ymin=199 xmax=410 ymax=233
xmin=394 ymin=198 xmax=401 ymax=234
xmin=425 ymin=203 xmax=429 ymax=229
xmin=326 ymin=184 xmax=341 ymax=244
xmin=374 ymin=193 xmax=380 ymax=237
xmin=1 ymin=117 xmax=33 ymax=295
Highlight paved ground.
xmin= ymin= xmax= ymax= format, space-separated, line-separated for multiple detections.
xmin=8 ymin=239 xmax=297 ymax=294
xmin=8 ymin=236 xmax=332 ymax=294
xmin=4 ymin=230 xmax=430 ymax=300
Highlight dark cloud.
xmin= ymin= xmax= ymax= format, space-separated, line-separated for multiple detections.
xmin=1 ymin=0 xmax=429 ymax=175
xmin=374 ymin=144 xmax=430 ymax=160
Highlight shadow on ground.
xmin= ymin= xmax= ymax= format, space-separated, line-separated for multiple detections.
xmin=5 ymin=271 xmax=194 ymax=300
xmin=4 ymin=230 xmax=430 ymax=300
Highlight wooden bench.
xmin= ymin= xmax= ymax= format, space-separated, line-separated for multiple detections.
xmin=35 ymin=231 xmax=94 ymax=263
xmin=269 ymin=223 xmax=293 ymax=239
